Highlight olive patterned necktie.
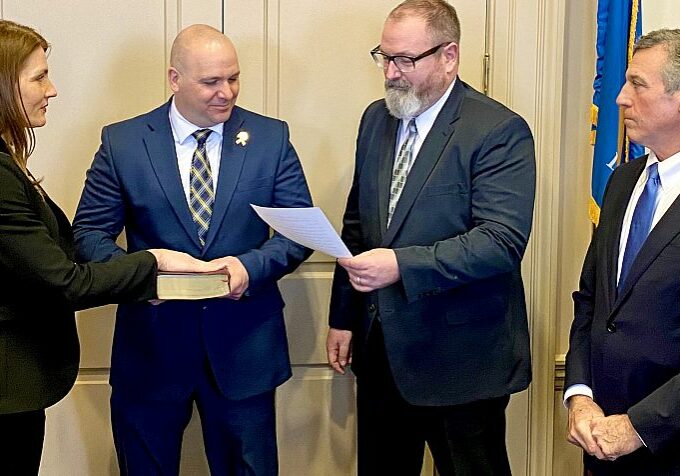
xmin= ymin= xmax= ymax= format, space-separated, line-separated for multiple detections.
xmin=387 ymin=119 xmax=418 ymax=227
xmin=189 ymin=129 xmax=214 ymax=247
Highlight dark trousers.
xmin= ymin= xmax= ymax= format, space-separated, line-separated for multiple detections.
xmin=111 ymin=361 xmax=278 ymax=476
xmin=357 ymin=324 xmax=511 ymax=476
xmin=0 ymin=409 xmax=46 ymax=476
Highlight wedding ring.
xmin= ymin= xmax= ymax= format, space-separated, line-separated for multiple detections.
xmin=356 ymin=276 xmax=362 ymax=285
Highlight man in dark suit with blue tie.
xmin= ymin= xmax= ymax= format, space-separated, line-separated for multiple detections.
xmin=73 ymin=24 xmax=312 ymax=475
xmin=565 ymin=29 xmax=680 ymax=476
xmin=326 ymin=1 xmax=536 ymax=474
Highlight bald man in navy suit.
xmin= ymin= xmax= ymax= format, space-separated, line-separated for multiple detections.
xmin=74 ymin=25 xmax=312 ymax=475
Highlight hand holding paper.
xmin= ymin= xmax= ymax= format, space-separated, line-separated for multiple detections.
xmin=338 ymin=248 xmax=400 ymax=292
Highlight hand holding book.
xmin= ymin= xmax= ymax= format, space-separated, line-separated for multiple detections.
xmin=209 ymin=256 xmax=249 ymax=300
xmin=147 ymin=249 xmax=230 ymax=300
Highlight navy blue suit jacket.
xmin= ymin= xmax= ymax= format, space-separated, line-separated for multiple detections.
xmin=566 ymin=156 xmax=680 ymax=474
xmin=73 ymin=101 xmax=312 ymax=401
xmin=329 ymin=79 xmax=536 ymax=406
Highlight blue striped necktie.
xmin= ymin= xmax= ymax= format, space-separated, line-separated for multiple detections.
xmin=190 ymin=129 xmax=214 ymax=247
xmin=619 ymin=162 xmax=661 ymax=290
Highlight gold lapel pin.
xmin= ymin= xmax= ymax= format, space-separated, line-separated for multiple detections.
xmin=235 ymin=130 xmax=249 ymax=146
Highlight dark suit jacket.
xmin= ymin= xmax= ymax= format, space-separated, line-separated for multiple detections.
xmin=329 ymin=79 xmax=536 ymax=406
xmin=566 ymin=156 xmax=680 ymax=475
xmin=0 ymin=145 xmax=156 ymax=414
xmin=73 ymin=101 xmax=312 ymax=402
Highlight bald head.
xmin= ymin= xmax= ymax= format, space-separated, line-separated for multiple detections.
xmin=170 ymin=24 xmax=236 ymax=72
xmin=168 ymin=24 xmax=240 ymax=127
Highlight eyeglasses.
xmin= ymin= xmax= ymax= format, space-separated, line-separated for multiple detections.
xmin=370 ymin=43 xmax=449 ymax=73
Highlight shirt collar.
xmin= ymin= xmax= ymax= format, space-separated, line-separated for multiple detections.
xmin=169 ymin=98 xmax=224 ymax=145
xmin=647 ymin=150 xmax=680 ymax=190
xmin=400 ymin=77 xmax=457 ymax=137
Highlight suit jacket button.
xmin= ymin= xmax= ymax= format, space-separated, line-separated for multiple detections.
xmin=368 ymin=304 xmax=376 ymax=313
xmin=606 ymin=322 xmax=616 ymax=333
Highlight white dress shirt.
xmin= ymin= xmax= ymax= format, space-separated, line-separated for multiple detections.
xmin=168 ymin=100 xmax=224 ymax=205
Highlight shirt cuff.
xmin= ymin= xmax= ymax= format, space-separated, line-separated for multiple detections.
xmin=563 ymin=384 xmax=593 ymax=408
xmin=626 ymin=414 xmax=648 ymax=447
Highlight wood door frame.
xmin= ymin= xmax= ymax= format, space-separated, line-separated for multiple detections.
xmin=489 ymin=0 xmax=567 ymax=474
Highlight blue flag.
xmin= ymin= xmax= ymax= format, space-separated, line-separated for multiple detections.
xmin=590 ymin=0 xmax=644 ymax=225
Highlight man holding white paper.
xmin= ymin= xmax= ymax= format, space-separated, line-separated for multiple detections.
xmin=327 ymin=1 xmax=536 ymax=474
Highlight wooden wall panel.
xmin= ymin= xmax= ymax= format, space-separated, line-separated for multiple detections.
xmin=279 ymin=272 xmax=333 ymax=365
xmin=42 ymin=381 xmax=118 ymax=475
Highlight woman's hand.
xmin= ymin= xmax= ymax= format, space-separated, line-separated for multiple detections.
xmin=147 ymin=249 xmax=228 ymax=274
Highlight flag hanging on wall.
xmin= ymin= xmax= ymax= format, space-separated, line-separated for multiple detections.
xmin=589 ymin=0 xmax=643 ymax=225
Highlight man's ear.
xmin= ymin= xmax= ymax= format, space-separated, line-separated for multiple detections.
xmin=168 ymin=67 xmax=180 ymax=93
xmin=442 ymin=42 xmax=459 ymax=72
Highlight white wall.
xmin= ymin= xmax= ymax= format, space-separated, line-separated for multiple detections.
xmin=644 ymin=4 xmax=680 ymax=32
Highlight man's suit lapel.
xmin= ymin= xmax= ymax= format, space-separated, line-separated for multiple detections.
xmin=376 ymin=116 xmax=400 ymax=237
xmin=614 ymin=168 xmax=680 ymax=311
xmin=381 ymin=79 xmax=464 ymax=247
xmin=602 ymin=160 xmax=645 ymax=310
xmin=143 ymin=102 xmax=202 ymax=248
xmin=203 ymin=108 xmax=247 ymax=250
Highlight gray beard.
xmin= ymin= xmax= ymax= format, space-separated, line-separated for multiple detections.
xmin=384 ymin=80 xmax=424 ymax=119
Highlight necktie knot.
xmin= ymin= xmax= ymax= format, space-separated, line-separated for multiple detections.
xmin=192 ymin=129 xmax=212 ymax=147
xmin=647 ymin=162 xmax=660 ymax=185
xmin=407 ymin=118 xmax=417 ymax=136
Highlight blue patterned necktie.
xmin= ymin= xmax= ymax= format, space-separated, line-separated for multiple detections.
xmin=388 ymin=119 xmax=418 ymax=227
xmin=190 ymin=129 xmax=214 ymax=247
xmin=619 ymin=162 xmax=661 ymax=289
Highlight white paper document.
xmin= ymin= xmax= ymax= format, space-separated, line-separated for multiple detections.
xmin=250 ymin=205 xmax=352 ymax=258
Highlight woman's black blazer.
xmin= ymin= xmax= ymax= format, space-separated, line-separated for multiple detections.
xmin=0 ymin=148 xmax=157 ymax=414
